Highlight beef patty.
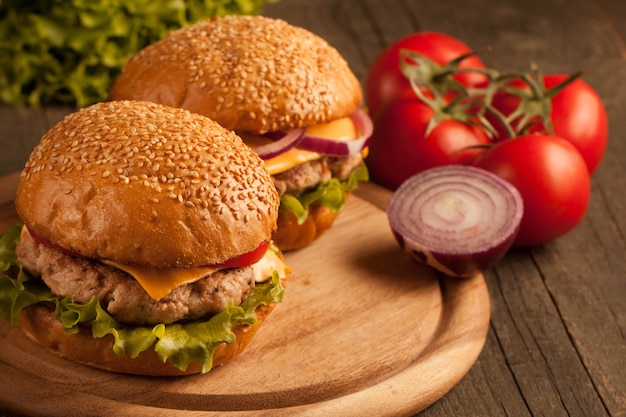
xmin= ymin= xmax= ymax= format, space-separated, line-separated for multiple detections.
xmin=16 ymin=229 xmax=256 ymax=326
xmin=272 ymin=153 xmax=364 ymax=197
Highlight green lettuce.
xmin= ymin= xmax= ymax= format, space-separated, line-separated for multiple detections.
xmin=280 ymin=165 xmax=369 ymax=225
xmin=0 ymin=222 xmax=284 ymax=374
xmin=0 ymin=0 xmax=278 ymax=107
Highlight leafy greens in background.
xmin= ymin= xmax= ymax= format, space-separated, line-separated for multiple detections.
xmin=0 ymin=0 xmax=277 ymax=107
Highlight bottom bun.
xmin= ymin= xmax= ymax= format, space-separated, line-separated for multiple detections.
xmin=18 ymin=302 xmax=276 ymax=376
xmin=273 ymin=195 xmax=351 ymax=251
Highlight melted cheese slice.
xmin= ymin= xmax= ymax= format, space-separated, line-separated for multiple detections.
xmin=240 ymin=116 xmax=359 ymax=175
xmin=102 ymin=249 xmax=288 ymax=301
xmin=305 ymin=116 xmax=358 ymax=141
xmin=101 ymin=260 xmax=222 ymax=301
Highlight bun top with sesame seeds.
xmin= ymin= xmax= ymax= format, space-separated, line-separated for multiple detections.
xmin=15 ymin=100 xmax=280 ymax=268
xmin=109 ymin=15 xmax=363 ymax=134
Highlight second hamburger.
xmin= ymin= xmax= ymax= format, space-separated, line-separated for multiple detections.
xmin=109 ymin=15 xmax=373 ymax=250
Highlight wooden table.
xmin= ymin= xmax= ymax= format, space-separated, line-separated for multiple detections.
xmin=1 ymin=0 xmax=624 ymax=416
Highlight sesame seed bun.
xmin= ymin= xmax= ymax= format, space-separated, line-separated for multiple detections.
xmin=109 ymin=15 xmax=363 ymax=134
xmin=15 ymin=100 xmax=279 ymax=267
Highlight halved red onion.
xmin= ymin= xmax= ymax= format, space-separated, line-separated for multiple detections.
xmin=253 ymin=128 xmax=305 ymax=160
xmin=297 ymin=107 xmax=373 ymax=156
xmin=387 ymin=165 xmax=523 ymax=278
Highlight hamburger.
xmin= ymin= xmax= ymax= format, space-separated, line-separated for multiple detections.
xmin=0 ymin=100 xmax=288 ymax=376
xmin=109 ymin=15 xmax=373 ymax=251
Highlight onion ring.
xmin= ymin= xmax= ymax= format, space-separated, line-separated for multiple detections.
xmin=253 ymin=129 xmax=305 ymax=160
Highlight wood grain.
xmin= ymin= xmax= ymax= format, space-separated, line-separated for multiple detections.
xmin=0 ymin=178 xmax=490 ymax=416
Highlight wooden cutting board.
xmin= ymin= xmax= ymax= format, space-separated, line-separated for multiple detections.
xmin=0 ymin=176 xmax=490 ymax=417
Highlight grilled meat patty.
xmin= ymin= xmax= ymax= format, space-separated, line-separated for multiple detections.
xmin=272 ymin=153 xmax=364 ymax=197
xmin=16 ymin=230 xmax=256 ymax=326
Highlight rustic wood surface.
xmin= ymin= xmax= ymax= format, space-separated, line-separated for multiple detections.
xmin=0 ymin=187 xmax=490 ymax=416
xmin=0 ymin=0 xmax=624 ymax=415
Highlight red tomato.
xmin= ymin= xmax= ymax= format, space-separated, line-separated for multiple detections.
xmin=366 ymin=97 xmax=490 ymax=190
xmin=365 ymin=32 xmax=488 ymax=118
xmin=472 ymin=134 xmax=590 ymax=247
xmin=544 ymin=75 xmax=608 ymax=174
xmin=490 ymin=74 xmax=608 ymax=174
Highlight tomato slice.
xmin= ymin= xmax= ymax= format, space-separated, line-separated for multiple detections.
xmin=213 ymin=241 xmax=270 ymax=269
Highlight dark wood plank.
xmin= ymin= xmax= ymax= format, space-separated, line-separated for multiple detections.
xmin=594 ymin=0 xmax=626 ymax=47
xmin=43 ymin=106 xmax=75 ymax=130
xmin=488 ymin=251 xmax=610 ymax=417
xmin=0 ymin=106 xmax=49 ymax=177
xmin=0 ymin=105 xmax=74 ymax=177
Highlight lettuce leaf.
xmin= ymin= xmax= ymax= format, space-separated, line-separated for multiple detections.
xmin=0 ymin=0 xmax=278 ymax=107
xmin=0 ymin=223 xmax=284 ymax=374
xmin=280 ymin=165 xmax=369 ymax=225
xmin=0 ymin=222 xmax=21 ymax=273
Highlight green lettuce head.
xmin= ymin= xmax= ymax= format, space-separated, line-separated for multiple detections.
xmin=0 ymin=0 xmax=278 ymax=107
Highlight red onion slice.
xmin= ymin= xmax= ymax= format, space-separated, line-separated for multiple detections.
xmin=387 ymin=165 xmax=523 ymax=277
xmin=253 ymin=128 xmax=305 ymax=160
xmin=297 ymin=107 xmax=373 ymax=156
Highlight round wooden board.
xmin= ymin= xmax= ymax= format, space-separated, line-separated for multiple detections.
xmin=0 ymin=179 xmax=490 ymax=417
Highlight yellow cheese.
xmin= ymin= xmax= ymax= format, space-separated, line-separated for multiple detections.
xmin=264 ymin=148 xmax=321 ymax=176
xmin=101 ymin=260 xmax=222 ymax=301
xmin=102 ymin=249 xmax=287 ymax=301
xmin=304 ymin=116 xmax=358 ymax=141
xmin=239 ymin=116 xmax=358 ymax=175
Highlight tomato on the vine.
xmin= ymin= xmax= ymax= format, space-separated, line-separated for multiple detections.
xmin=365 ymin=32 xmax=488 ymax=118
xmin=472 ymin=134 xmax=590 ymax=247
xmin=489 ymin=74 xmax=608 ymax=174
xmin=366 ymin=96 xmax=490 ymax=191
